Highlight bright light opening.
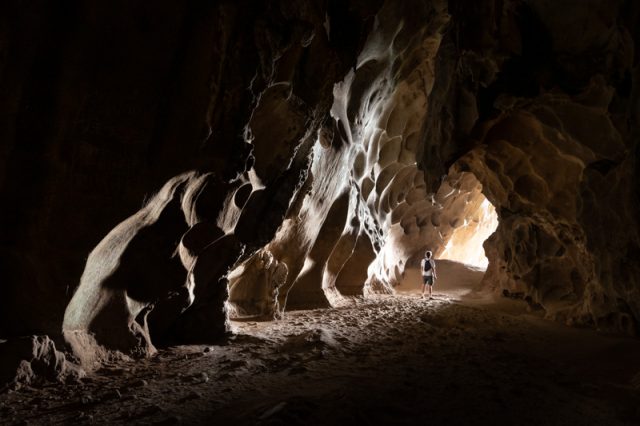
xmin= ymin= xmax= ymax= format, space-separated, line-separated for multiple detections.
xmin=439 ymin=196 xmax=498 ymax=269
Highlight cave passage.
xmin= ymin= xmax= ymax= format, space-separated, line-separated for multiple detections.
xmin=437 ymin=176 xmax=499 ymax=270
xmin=389 ymin=170 xmax=498 ymax=300
xmin=2 ymin=0 xmax=640 ymax=424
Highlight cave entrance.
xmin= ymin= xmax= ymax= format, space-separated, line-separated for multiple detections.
xmin=428 ymin=171 xmax=498 ymax=296
xmin=437 ymin=182 xmax=498 ymax=270
xmin=396 ymin=171 xmax=498 ymax=296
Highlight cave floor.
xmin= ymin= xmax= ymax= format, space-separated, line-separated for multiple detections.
xmin=2 ymin=269 xmax=640 ymax=425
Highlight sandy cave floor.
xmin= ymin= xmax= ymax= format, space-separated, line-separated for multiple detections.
xmin=2 ymin=262 xmax=640 ymax=425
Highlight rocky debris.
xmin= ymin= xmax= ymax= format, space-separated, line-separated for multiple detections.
xmin=0 ymin=0 xmax=639 ymax=386
xmin=200 ymin=372 xmax=209 ymax=383
xmin=0 ymin=336 xmax=84 ymax=388
xmin=280 ymin=328 xmax=339 ymax=353
xmin=0 ymin=272 xmax=640 ymax=425
xmin=2 ymin=278 xmax=640 ymax=424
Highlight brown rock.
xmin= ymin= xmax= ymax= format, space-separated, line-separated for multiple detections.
xmin=0 ymin=335 xmax=84 ymax=387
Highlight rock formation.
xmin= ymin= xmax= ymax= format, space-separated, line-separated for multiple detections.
xmin=0 ymin=336 xmax=83 ymax=389
xmin=1 ymin=0 xmax=639 ymax=373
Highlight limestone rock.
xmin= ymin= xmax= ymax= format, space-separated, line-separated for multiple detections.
xmin=62 ymin=173 xmax=197 ymax=363
xmin=167 ymin=234 xmax=243 ymax=343
xmin=0 ymin=336 xmax=84 ymax=388
xmin=1 ymin=0 xmax=639 ymax=356
xmin=227 ymin=249 xmax=288 ymax=319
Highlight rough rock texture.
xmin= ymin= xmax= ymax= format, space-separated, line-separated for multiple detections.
xmin=1 ymin=0 xmax=380 ymax=359
xmin=428 ymin=171 xmax=498 ymax=269
xmin=227 ymin=249 xmax=288 ymax=319
xmin=1 ymin=0 xmax=640 ymax=364
xmin=61 ymin=172 xmax=246 ymax=361
xmin=63 ymin=173 xmax=194 ymax=361
xmin=5 ymin=292 xmax=640 ymax=425
xmin=0 ymin=336 xmax=83 ymax=388
xmin=440 ymin=1 xmax=640 ymax=333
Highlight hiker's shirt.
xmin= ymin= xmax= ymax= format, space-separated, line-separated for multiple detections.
xmin=421 ymin=258 xmax=435 ymax=277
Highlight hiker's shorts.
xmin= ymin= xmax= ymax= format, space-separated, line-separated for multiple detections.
xmin=423 ymin=275 xmax=434 ymax=286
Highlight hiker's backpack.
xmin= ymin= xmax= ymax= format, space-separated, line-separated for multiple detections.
xmin=423 ymin=259 xmax=432 ymax=272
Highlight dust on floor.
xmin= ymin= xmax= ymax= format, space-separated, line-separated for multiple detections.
xmin=1 ymin=265 xmax=639 ymax=425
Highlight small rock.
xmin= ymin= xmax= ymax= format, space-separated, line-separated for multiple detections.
xmin=288 ymin=366 xmax=307 ymax=375
xmin=156 ymin=416 xmax=181 ymax=425
xmin=179 ymin=391 xmax=201 ymax=402
xmin=77 ymin=411 xmax=94 ymax=422
xmin=200 ymin=372 xmax=209 ymax=383
xmin=203 ymin=347 xmax=213 ymax=353
xmin=259 ymin=402 xmax=287 ymax=420
xmin=228 ymin=360 xmax=246 ymax=368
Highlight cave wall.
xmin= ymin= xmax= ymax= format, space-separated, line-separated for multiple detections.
xmin=440 ymin=0 xmax=640 ymax=333
xmin=1 ymin=0 xmax=640 ymax=365
xmin=1 ymin=0 xmax=235 ymax=337
xmin=0 ymin=0 xmax=380 ymax=349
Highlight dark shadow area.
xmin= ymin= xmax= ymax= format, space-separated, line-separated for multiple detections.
xmin=5 ymin=295 xmax=640 ymax=424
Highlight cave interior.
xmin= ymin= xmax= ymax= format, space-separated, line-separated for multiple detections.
xmin=1 ymin=0 xmax=640 ymax=424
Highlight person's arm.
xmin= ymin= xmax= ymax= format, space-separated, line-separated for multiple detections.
xmin=433 ymin=260 xmax=437 ymax=279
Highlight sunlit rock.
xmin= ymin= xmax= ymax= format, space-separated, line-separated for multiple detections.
xmin=227 ymin=249 xmax=288 ymax=319
xmin=62 ymin=173 xmax=197 ymax=363
xmin=1 ymin=0 xmax=639 ymax=374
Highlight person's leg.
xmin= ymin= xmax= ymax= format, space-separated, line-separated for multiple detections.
xmin=428 ymin=283 xmax=433 ymax=298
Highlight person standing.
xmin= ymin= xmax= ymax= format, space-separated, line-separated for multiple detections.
xmin=420 ymin=250 xmax=437 ymax=299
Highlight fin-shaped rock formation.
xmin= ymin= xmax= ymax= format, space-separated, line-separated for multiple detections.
xmin=1 ymin=0 xmax=639 ymax=375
